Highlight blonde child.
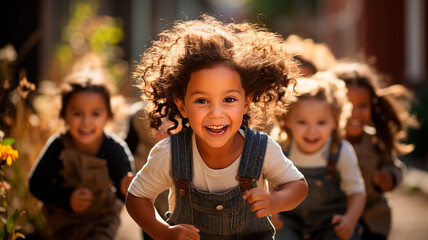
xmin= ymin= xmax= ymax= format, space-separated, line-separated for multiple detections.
xmin=28 ymin=73 xmax=135 ymax=240
xmin=331 ymin=62 xmax=415 ymax=239
xmin=125 ymin=15 xmax=308 ymax=240
xmin=273 ymin=72 xmax=366 ymax=240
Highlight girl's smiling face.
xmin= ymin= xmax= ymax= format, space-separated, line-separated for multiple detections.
xmin=285 ymin=98 xmax=337 ymax=154
xmin=346 ymin=85 xmax=372 ymax=141
xmin=64 ymin=91 xmax=110 ymax=154
xmin=175 ymin=65 xmax=252 ymax=152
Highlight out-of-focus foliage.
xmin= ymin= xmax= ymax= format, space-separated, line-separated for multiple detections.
xmin=54 ymin=0 xmax=127 ymax=89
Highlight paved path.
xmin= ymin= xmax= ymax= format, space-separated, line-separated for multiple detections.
xmin=389 ymin=167 xmax=428 ymax=240
xmin=116 ymin=208 xmax=142 ymax=240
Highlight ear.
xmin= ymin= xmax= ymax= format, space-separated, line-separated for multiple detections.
xmin=174 ymin=98 xmax=188 ymax=118
xmin=243 ymin=94 xmax=253 ymax=114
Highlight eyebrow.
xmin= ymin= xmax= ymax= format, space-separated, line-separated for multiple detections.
xmin=189 ymin=89 xmax=242 ymax=97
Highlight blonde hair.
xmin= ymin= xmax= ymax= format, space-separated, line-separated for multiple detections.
xmin=276 ymin=71 xmax=351 ymax=153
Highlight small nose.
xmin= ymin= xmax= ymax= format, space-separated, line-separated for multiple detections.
xmin=209 ymin=103 xmax=224 ymax=117
xmin=307 ymin=124 xmax=317 ymax=132
xmin=82 ymin=115 xmax=91 ymax=124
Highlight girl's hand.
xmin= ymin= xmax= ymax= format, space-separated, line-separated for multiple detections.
xmin=166 ymin=224 xmax=200 ymax=240
xmin=331 ymin=214 xmax=354 ymax=240
xmin=70 ymin=188 xmax=93 ymax=212
xmin=120 ymin=172 xmax=135 ymax=195
xmin=373 ymin=168 xmax=393 ymax=192
xmin=243 ymin=187 xmax=274 ymax=218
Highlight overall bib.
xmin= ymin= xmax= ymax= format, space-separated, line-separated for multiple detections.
xmin=277 ymin=143 xmax=362 ymax=240
xmin=167 ymin=126 xmax=275 ymax=240
xmin=42 ymin=133 xmax=122 ymax=240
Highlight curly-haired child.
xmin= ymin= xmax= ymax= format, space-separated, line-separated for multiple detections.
xmin=125 ymin=14 xmax=308 ymax=240
xmin=273 ymin=72 xmax=366 ymax=240
xmin=331 ymin=61 xmax=416 ymax=239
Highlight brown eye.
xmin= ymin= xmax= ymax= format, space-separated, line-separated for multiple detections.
xmin=224 ymin=97 xmax=236 ymax=103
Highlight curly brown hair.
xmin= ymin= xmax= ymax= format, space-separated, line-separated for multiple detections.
xmin=331 ymin=61 xmax=418 ymax=156
xmin=134 ymin=14 xmax=299 ymax=134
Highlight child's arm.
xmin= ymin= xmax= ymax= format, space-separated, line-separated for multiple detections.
xmin=120 ymin=172 xmax=135 ymax=196
xmin=331 ymin=192 xmax=366 ymax=240
xmin=374 ymin=158 xmax=405 ymax=192
xmin=126 ymin=193 xmax=200 ymax=240
xmin=243 ymin=178 xmax=308 ymax=218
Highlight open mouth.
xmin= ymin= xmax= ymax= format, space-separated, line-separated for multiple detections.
xmin=78 ymin=129 xmax=94 ymax=136
xmin=347 ymin=119 xmax=363 ymax=127
xmin=303 ymin=137 xmax=319 ymax=144
xmin=205 ymin=125 xmax=227 ymax=135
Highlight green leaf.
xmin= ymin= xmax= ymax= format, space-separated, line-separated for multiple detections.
xmin=1 ymin=138 xmax=15 ymax=146
xmin=6 ymin=209 xmax=19 ymax=234
xmin=0 ymin=227 xmax=4 ymax=239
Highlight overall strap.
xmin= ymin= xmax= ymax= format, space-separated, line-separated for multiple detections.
xmin=170 ymin=127 xmax=193 ymax=196
xmin=237 ymin=126 xmax=268 ymax=193
xmin=326 ymin=142 xmax=343 ymax=179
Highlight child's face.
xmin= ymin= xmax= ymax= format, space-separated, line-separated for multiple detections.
xmin=346 ymin=85 xmax=372 ymax=140
xmin=285 ymin=98 xmax=337 ymax=154
xmin=64 ymin=91 xmax=110 ymax=152
xmin=175 ymin=65 xmax=252 ymax=151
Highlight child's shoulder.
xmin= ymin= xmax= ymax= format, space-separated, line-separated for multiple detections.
xmin=102 ymin=131 xmax=134 ymax=153
xmin=104 ymin=130 xmax=124 ymax=143
xmin=45 ymin=132 xmax=64 ymax=148
xmin=150 ymin=135 xmax=172 ymax=156
xmin=338 ymin=139 xmax=358 ymax=159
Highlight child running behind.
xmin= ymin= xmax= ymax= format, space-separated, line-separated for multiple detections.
xmin=273 ymin=72 xmax=366 ymax=240
xmin=28 ymin=72 xmax=135 ymax=240
xmin=125 ymin=15 xmax=308 ymax=240
xmin=331 ymin=61 xmax=416 ymax=239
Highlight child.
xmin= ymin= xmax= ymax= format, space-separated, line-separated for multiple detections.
xmin=125 ymin=15 xmax=308 ymax=240
xmin=28 ymin=72 xmax=135 ymax=240
xmin=331 ymin=62 xmax=415 ymax=239
xmin=273 ymin=72 xmax=366 ymax=240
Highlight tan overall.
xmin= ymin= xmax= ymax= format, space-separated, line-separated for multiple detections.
xmin=42 ymin=133 xmax=123 ymax=240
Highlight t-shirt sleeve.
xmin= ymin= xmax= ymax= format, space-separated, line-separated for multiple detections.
xmin=337 ymin=140 xmax=366 ymax=195
xmin=262 ymin=136 xmax=305 ymax=189
xmin=128 ymin=137 xmax=173 ymax=202
xmin=28 ymin=134 xmax=75 ymax=211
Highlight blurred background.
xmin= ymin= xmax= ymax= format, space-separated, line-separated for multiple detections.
xmin=0 ymin=0 xmax=427 ymax=239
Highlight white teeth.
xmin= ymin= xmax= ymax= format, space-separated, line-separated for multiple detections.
xmin=207 ymin=125 xmax=226 ymax=129
xmin=348 ymin=119 xmax=361 ymax=125
xmin=206 ymin=125 xmax=227 ymax=135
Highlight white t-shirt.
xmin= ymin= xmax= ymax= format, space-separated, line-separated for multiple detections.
xmin=128 ymin=129 xmax=304 ymax=213
xmin=287 ymin=139 xmax=365 ymax=196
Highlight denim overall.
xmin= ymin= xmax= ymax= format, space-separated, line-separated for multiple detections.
xmin=277 ymin=143 xmax=362 ymax=240
xmin=167 ymin=126 xmax=275 ymax=240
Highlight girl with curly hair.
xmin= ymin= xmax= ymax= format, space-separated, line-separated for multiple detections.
xmin=331 ymin=61 xmax=417 ymax=239
xmin=125 ymin=15 xmax=308 ymax=240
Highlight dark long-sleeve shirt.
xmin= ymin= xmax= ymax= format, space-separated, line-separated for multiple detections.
xmin=28 ymin=131 xmax=134 ymax=212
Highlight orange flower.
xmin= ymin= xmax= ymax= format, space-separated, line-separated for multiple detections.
xmin=0 ymin=144 xmax=19 ymax=166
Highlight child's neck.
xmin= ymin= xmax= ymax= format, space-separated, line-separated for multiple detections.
xmin=196 ymin=132 xmax=245 ymax=169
